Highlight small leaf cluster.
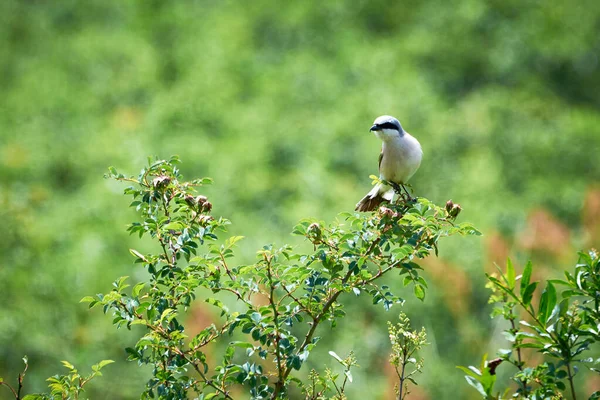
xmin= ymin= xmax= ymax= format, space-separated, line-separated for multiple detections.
xmin=83 ymin=156 xmax=478 ymax=399
xmin=300 ymin=352 xmax=358 ymax=400
xmin=388 ymin=312 xmax=427 ymax=400
xmin=460 ymin=250 xmax=600 ymax=399
xmin=0 ymin=356 xmax=113 ymax=400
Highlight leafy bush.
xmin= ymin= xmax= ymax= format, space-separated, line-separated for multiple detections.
xmin=4 ymin=157 xmax=600 ymax=400
xmin=0 ymin=357 xmax=112 ymax=400
xmin=460 ymin=251 xmax=600 ymax=399
xmin=78 ymin=156 xmax=476 ymax=399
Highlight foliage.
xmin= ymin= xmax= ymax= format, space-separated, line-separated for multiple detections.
xmin=79 ymin=157 xmax=478 ymax=399
xmin=388 ymin=313 xmax=427 ymax=400
xmin=0 ymin=357 xmax=113 ymax=400
xmin=459 ymin=251 xmax=600 ymax=399
xmin=1 ymin=1 xmax=599 ymax=398
xmin=301 ymin=351 xmax=358 ymax=400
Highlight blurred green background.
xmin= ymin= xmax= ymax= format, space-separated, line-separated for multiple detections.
xmin=1 ymin=0 xmax=600 ymax=398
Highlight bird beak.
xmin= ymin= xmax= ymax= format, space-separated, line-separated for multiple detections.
xmin=370 ymin=124 xmax=381 ymax=132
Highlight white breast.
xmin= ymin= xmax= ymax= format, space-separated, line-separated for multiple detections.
xmin=379 ymin=132 xmax=422 ymax=184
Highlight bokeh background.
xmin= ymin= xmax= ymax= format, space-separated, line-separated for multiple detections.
xmin=1 ymin=0 xmax=600 ymax=398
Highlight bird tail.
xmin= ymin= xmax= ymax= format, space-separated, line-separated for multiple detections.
xmin=355 ymin=184 xmax=393 ymax=212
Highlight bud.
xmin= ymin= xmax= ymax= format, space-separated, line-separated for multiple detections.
xmin=198 ymin=215 xmax=214 ymax=225
xmin=445 ymin=200 xmax=454 ymax=213
xmin=449 ymin=203 xmax=462 ymax=218
xmin=379 ymin=206 xmax=395 ymax=219
xmin=202 ymin=201 xmax=213 ymax=213
xmin=184 ymin=194 xmax=196 ymax=207
xmin=487 ymin=358 xmax=503 ymax=375
xmin=195 ymin=195 xmax=208 ymax=206
xmin=152 ymin=175 xmax=171 ymax=188
xmin=307 ymin=222 xmax=322 ymax=244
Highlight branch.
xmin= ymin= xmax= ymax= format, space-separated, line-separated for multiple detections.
xmin=566 ymin=363 xmax=577 ymax=400
xmin=265 ymin=256 xmax=285 ymax=389
xmin=0 ymin=382 xmax=18 ymax=399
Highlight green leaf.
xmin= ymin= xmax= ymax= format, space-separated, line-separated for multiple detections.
xmin=61 ymin=360 xmax=75 ymax=371
xmin=160 ymin=309 xmax=177 ymax=323
xmin=230 ymin=341 xmax=254 ymax=349
xmin=522 ymin=282 xmax=538 ymax=308
xmin=414 ymin=285 xmax=425 ymax=301
xmin=392 ymin=245 xmax=414 ymax=261
xmin=132 ymin=282 xmax=146 ymax=297
xmin=464 ymin=376 xmax=487 ymax=397
xmin=538 ymin=282 xmax=557 ymax=325
xmin=292 ymin=356 xmax=302 ymax=370
xmin=516 ymin=342 xmax=544 ymax=349
xmin=547 ymin=279 xmax=570 ymax=286
xmin=225 ymin=236 xmax=245 ymax=247
xmin=113 ymin=276 xmax=130 ymax=291
xmin=129 ymin=249 xmax=146 ymax=261
xmin=561 ymin=289 xmax=581 ymax=298
xmin=80 ymin=296 xmax=96 ymax=303
xmin=457 ymin=222 xmax=482 ymax=236
xmin=520 ymin=260 xmax=532 ymax=298
xmin=250 ymin=312 xmax=261 ymax=324
xmin=487 ymin=275 xmax=520 ymax=303
xmin=163 ymin=221 xmax=184 ymax=231
xmin=506 ymin=258 xmax=515 ymax=289
xmin=96 ymin=360 xmax=115 ymax=369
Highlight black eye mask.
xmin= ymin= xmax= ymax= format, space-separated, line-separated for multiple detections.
xmin=377 ymin=122 xmax=399 ymax=131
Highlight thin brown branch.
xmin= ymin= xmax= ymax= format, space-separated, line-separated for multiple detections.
xmin=265 ymin=256 xmax=285 ymax=387
xmin=0 ymin=382 xmax=18 ymax=399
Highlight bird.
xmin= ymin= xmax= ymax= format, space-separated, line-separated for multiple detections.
xmin=355 ymin=115 xmax=423 ymax=212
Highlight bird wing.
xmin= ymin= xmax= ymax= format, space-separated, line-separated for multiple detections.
xmin=378 ymin=148 xmax=383 ymax=172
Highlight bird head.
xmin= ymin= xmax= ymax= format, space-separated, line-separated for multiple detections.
xmin=369 ymin=115 xmax=403 ymax=140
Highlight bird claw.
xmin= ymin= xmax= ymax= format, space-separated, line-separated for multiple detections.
xmin=389 ymin=182 xmax=416 ymax=204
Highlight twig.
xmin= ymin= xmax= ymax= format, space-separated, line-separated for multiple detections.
xmin=508 ymin=316 xmax=528 ymax=392
xmin=265 ymin=255 xmax=285 ymax=389
xmin=566 ymin=362 xmax=577 ymax=400
xmin=0 ymin=382 xmax=18 ymax=399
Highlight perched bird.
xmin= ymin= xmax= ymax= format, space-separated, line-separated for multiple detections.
xmin=355 ymin=115 xmax=422 ymax=212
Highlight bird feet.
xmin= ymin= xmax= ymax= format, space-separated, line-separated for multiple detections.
xmin=389 ymin=182 xmax=416 ymax=204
